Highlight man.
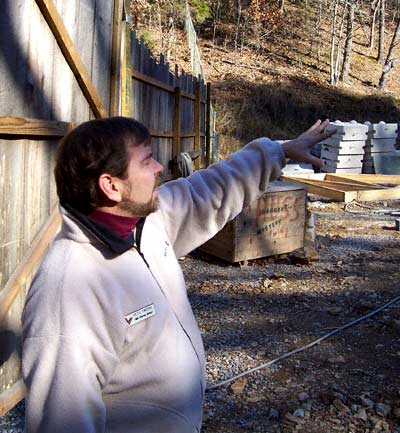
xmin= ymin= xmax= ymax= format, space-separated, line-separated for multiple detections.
xmin=22 ymin=116 xmax=333 ymax=433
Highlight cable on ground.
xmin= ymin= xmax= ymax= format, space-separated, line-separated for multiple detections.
xmin=206 ymin=294 xmax=400 ymax=391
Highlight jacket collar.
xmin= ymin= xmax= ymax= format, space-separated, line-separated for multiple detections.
xmin=62 ymin=204 xmax=145 ymax=255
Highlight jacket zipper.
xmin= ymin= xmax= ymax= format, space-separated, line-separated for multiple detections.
xmin=132 ymin=229 xmax=205 ymax=399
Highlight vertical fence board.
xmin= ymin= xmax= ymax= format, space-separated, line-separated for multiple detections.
xmin=0 ymin=141 xmax=25 ymax=291
xmin=70 ymin=0 xmax=94 ymax=123
xmin=50 ymin=0 xmax=78 ymax=121
xmin=92 ymin=0 xmax=113 ymax=116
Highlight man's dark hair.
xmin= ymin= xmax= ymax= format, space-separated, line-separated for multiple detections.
xmin=55 ymin=116 xmax=150 ymax=214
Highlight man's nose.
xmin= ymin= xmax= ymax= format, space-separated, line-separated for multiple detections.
xmin=154 ymin=160 xmax=164 ymax=174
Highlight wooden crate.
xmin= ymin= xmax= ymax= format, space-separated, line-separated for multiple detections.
xmin=200 ymin=181 xmax=306 ymax=263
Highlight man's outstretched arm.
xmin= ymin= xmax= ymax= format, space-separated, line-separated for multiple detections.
xmin=158 ymin=119 xmax=334 ymax=258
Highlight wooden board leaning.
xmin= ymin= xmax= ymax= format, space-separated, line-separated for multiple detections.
xmin=281 ymin=174 xmax=400 ymax=203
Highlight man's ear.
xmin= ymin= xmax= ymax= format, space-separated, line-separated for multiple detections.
xmin=98 ymin=174 xmax=123 ymax=203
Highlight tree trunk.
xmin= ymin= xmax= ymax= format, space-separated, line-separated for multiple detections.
xmin=378 ymin=0 xmax=385 ymax=63
xmin=331 ymin=0 xmax=346 ymax=86
xmin=212 ymin=0 xmax=221 ymax=44
xmin=316 ymin=0 xmax=323 ymax=66
xmin=341 ymin=0 xmax=355 ymax=83
xmin=369 ymin=0 xmax=379 ymax=49
xmin=280 ymin=0 xmax=285 ymax=14
xmin=234 ymin=0 xmax=242 ymax=51
xmin=330 ymin=0 xmax=339 ymax=85
xmin=335 ymin=3 xmax=347 ymax=81
xmin=378 ymin=16 xmax=400 ymax=90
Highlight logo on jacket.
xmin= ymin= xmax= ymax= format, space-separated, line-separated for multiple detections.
xmin=124 ymin=304 xmax=156 ymax=326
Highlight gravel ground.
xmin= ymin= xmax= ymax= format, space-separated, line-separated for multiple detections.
xmin=2 ymin=199 xmax=400 ymax=433
xmin=184 ymin=199 xmax=400 ymax=433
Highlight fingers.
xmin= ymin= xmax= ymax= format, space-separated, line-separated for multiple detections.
xmin=304 ymin=119 xmax=331 ymax=138
xmin=319 ymin=118 xmax=330 ymax=131
xmin=320 ymin=129 xmax=336 ymax=141
xmin=305 ymin=119 xmax=322 ymax=133
xmin=306 ymin=154 xmax=325 ymax=168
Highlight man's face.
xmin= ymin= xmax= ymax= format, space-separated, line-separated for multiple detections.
xmin=117 ymin=142 xmax=164 ymax=217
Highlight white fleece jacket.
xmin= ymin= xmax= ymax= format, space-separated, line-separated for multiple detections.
xmin=22 ymin=138 xmax=285 ymax=433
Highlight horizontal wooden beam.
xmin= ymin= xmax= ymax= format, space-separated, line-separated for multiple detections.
xmin=35 ymin=0 xmax=107 ymax=119
xmin=149 ymin=130 xmax=205 ymax=139
xmin=0 ymin=116 xmax=73 ymax=138
xmin=0 ymin=379 xmax=26 ymax=417
xmin=131 ymin=69 xmax=205 ymax=102
xmin=150 ymin=130 xmax=174 ymax=138
xmin=0 ymin=207 xmax=61 ymax=324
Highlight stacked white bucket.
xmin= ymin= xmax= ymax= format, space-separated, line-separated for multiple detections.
xmin=363 ymin=121 xmax=398 ymax=174
xmin=320 ymin=121 xmax=398 ymax=173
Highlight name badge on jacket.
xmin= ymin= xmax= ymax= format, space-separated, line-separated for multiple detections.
xmin=124 ymin=304 xmax=156 ymax=326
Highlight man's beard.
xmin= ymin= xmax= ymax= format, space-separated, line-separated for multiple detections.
xmin=118 ymin=180 xmax=159 ymax=217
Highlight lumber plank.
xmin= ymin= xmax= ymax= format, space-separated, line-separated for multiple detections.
xmin=35 ymin=0 xmax=107 ymax=118
xmin=0 ymin=379 xmax=26 ymax=417
xmin=91 ymin=0 xmax=113 ymax=115
xmin=295 ymin=179 xmax=382 ymax=191
xmin=131 ymin=69 xmax=198 ymax=101
xmin=172 ymin=87 xmax=181 ymax=177
xmin=205 ymin=82 xmax=211 ymax=167
xmin=324 ymin=174 xmax=382 ymax=187
xmin=0 ymin=207 xmax=61 ymax=324
xmin=328 ymin=173 xmax=400 ymax=185
xmin=68 ymin=0 xmax=92 ymax=122
xmin=121 ymin=21 xmax=133 ymax=117
xmin=280 ymin=176 xmax=346 ymax=201
xmin=109 ymin=0 xmax=123 ymax=116
xmin=319 ymin=180 xmax=383 ymax=190
xmin=356 ymin=188 xmax=400 ymax=201
xmin=0 ymin=116 xmax=72 ymax=137
xmin=282 ymin=173 xmax=400 ymax=202
xmin=194 ymin=81 xmax=201 ymax=170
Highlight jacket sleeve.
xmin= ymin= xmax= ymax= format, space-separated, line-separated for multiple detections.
xmin=22 ymin=257 xmax=120 ymax=433
xmin=158 ymin=138 xmax=286 ymax=258
xmin=22 ymin=335 xmax=118 ymax=433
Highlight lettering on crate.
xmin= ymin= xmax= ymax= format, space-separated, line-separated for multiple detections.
xmin=256 ymin=194 xmax=300 ymax=225
xmin=257 ymin=220 xmax=289 ymax=238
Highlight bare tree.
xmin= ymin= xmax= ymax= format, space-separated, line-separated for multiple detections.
xmin=310 ymin=0 xmax=324 ymax=67
xmin=330 ymin=0 xmax=347 ymax=86
xmin=211 ymin=0 xmax=221 ymax=43
xmin=341 ymin=0 xmax=356 ymax=83
xmin=330 ymin=0 xmax=340 ymax=85
xmin=370 ymin=0 xmax=379 ymax=49
xmin=378 ymin=14 xmax=400 ymax=89
xmin=378 ymin=0 xmax=385 ymax=62
xmin=234 ymin=0 xmax=242 ymax=50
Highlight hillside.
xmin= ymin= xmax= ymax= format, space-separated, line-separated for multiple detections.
xmin=133 ymin=0 xmax=400 ymax=157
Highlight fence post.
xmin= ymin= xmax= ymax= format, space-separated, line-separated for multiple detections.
xmin=194 ymin=80 xmax=201 ymax=170
xmin=110 ymin=0 xmax=123 ymax=116
xmin=205 ymin=82 xmax=211 ymax=167
xmin=121 ymin=23 xmax=133 ymax=116
xmin=173 ymin=86 xmax=181 ymax=177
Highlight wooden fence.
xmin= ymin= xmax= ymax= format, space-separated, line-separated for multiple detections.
xmin=0 ymin=0 xmax=124 ymax=415
xmin=124 ymin=30 xmax=212 ymax=178
xmin=0 ymin=0 xmax=215 ymax=416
